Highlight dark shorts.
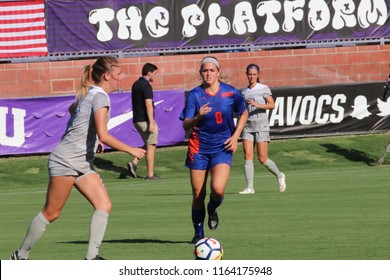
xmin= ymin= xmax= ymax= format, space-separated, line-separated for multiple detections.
xmin=185 ymin=151 xmax=233 ymax=170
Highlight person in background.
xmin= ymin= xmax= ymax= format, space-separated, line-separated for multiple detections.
xmin=376 ymin=64 xmax=390 ymax=166
xmin=239 ymin=63 xmax=286 ymax=194
xmin=180 ymin=56 xmax=248 ymax=244
xmin=128 ymin=63 xmax=161 ymax=180
xmin=10 ymin=57 xmax=146 ymax=260
xmin=376 ymin=138 xmax=390 ymax=165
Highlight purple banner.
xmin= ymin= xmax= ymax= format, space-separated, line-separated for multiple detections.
xmin=45 ymin=0 xmax=390 ymax=54
xmin=2 ymin=83 xmax=390 ymax=156
xmin=0 ymin=90 xmax=185 ymax=156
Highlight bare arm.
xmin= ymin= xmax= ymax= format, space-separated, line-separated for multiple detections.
xmin=247 ymin=95 xmax=275 ymax=110
xmin=145 ymin=98 xmax=155 ymax=133
xmin=94 ymin=107 xmax=146 ymax=159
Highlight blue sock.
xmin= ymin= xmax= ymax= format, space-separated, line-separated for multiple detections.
xmin=207 ymin=197 xmax=224 ymax=214
xmin=192 ymin=207 xmax=205 ymax=237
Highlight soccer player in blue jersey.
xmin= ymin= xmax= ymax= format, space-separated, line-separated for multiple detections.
xmin=180 ymin=56 xmax=248 ymax=244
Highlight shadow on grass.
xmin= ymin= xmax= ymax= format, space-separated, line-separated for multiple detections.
xmin=93 ymin=157 xmax=139 ymax=179
xmin=321 ymin=143 xmax=375 ymax=166
xmin=59 ymin=238 xmax=189 ymax=245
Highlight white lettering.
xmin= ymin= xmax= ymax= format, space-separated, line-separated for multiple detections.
xmin=208 ymin=3 xmax=231 ymax=35
xmin=270 ymin=97 xmax=285 ymax=126
xmin=89 ymin=8 xmax=115 ymax=42
xmin=181 ymin=4 xmax=205 ymax=37
xmin=300 ymin=96 xmax=317 ymax=125
xmin=283 ymin=0 xmax=305 ymax=32
xmin=331 ymin=94 xmax=347 ymax=123
xmin=233 ymin=1 xmax=257 ymax=35
xmin=308 ymin=0 xmax=331 ymax=31
xmin=270 ymin=94 xmax=347 ymax=127
xmin=286 ymin=96 xmax=302 ymax=126
xmin=358 ymin=0 xmax=387 ymax=28
xmin=332 ymin=0 xmax=357 ymax=30
xmin=0 ymin=107 xmax=26 ymax=147
xmin=145 ymin=6 xmax=169 ymax=38
xmin=257 ymin=0 xmax=282 ymax=33
xmin=117 ymin=7 xmax=143 ymax=40
xmin=89 ymin=1 xmax=389 ymax=42
xmin=315 ymin=95 xmax=332 ymax=124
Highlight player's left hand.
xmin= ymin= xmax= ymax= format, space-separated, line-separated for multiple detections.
xmin=224 ymin=137 xmax=238 ymax=152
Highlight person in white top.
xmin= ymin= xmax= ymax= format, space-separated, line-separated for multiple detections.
xmin=10 ymin=57 xmax=146 ymax=260
xmin=376 ymin=66 xmax=390 ymax=166
xmin=239 ymin=64 xmax=286 ymax=194
xmin=376 ymin=139 xmax=390 ymax=165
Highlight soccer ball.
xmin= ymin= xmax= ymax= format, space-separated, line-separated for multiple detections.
xmin=194 ymin=237 xmax=223 ymax=260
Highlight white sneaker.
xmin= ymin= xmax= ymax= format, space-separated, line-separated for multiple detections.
xmin=239 ymin=187 xmax=255 ymax=194
xmin=278 ymin=173 xmax=286 ymax=192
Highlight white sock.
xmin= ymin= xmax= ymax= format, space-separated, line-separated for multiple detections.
xmin=244 ymin=160 xmax=254 ymax=190
xmin=264 ymin=159 xmax=282 ymax=179
xmin=385 ymin=143 xmax=390 ymax=154
xmin=86 ymin=210 xmax=109 ymax=260
xmin=19 ymin=212 xmax=50 ymax=259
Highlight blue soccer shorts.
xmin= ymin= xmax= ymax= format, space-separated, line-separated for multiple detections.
xmin=185 ymin=151 xmax=233 ymax=170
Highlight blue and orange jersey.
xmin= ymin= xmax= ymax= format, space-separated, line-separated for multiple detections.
xmin=180 ymin=82 xmax=246 ymax=154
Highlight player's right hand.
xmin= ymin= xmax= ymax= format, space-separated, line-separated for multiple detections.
xmin=131 ymin=148 xmax=146 ymax=159
xmin=199 ymin=103 xmax=212 ymax=116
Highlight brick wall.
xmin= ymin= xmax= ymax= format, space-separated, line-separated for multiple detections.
xmin=1 ymin=44 xmax=389 ymax=99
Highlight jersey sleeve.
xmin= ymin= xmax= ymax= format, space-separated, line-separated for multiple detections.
xmin=92 ymin=92 xmax=110 ymax=112
xmin=263 ymin=85 xmax=272 ymax=98
xmin=179 ymin=90 xmax=198 ymax=121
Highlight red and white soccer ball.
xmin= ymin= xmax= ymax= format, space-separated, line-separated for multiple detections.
xmin=194 ymin=237 xmax=223 ymax=260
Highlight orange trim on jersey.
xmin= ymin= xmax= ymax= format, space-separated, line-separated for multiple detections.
xmin=204 ymin=86 xmax=220 ymax=96
xmin=188 ymin=130 xmax=200 ymax=154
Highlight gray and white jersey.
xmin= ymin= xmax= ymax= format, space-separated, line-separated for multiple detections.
xmin=49 ymin=86 xmax=110 ymax=172
xmin=241 ymin=83 xmax=271 ymax=133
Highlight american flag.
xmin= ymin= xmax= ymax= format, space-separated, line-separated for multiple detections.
xmin=0 ymin=0 xmax=48 ymax=58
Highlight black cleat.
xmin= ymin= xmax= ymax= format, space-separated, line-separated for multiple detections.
xmin=85 ymin=255 xmax=106 ymax=260
xmin=190 ymin=234 xmax=204 ymax=244
xmin=208 ymin=211 xmax=219 ymax=231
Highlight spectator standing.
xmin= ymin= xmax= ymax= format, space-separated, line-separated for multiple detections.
xmin=128 ymin=63 xmax=161 ymax=180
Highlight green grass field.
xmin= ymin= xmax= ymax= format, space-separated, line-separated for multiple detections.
xmin=1 ymin=133 xmax=389 ymax=260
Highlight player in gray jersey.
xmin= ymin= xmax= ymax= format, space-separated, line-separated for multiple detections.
xmin=239 ymin=64 xmax=286 ymax=194
xmin=10 ymin=57 xmax=146 ymax=260
xmin=376 ymin=138 xmax=390 ymax=165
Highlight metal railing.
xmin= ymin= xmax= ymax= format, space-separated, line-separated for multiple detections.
xmin=1 ymin=37 xmax=389 ymax=64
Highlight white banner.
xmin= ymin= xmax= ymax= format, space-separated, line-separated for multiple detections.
xmin=1 ymin=260 xmax=390 ymax=280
